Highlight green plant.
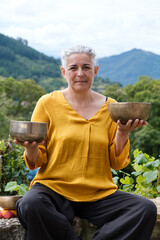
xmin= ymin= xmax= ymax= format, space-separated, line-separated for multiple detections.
xmin=4 ymin=181 xmax=29 ymax=195
xmin=114 ymin=149 xmax=160 ymax=198
xmin=0 ymin=138 xmax=29 ymax=195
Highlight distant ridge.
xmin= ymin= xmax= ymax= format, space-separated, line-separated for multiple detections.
xmin=1 ymin=32 xmax=160 ymax=89
xmin=97 ymin=48 xmax=160 ymax=85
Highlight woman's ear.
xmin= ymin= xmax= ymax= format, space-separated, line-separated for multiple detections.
xmin=60 ymin=66 xmax=66 ymax=78
xmin=94 ymin=65 xmax=99 ymax=77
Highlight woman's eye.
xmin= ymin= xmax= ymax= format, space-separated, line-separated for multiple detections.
xmin=83 ymin=66 xmax=91 ymax=70
xmin=69 ymin=67 xmax=77 ymax=70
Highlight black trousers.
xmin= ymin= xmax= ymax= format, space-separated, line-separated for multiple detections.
xmin=16 ymin=183 xmax=157 ymax=240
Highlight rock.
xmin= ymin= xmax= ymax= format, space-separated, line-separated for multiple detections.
xmin=0 ymin=218 xmax=27 ymax=240
xmin=150 ymin=197 xmax=160 ymax=222
xmin=0 ymin=217 xmax=97 ymax=240
xmin=73 ymin=217 xmax=97 ymax=239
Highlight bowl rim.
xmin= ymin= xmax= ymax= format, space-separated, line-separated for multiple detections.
xmin=10 ymin=120 xmax=47 ymax=125
xmin=0 ymin=195 xmax=23 ymax=200
xmin=108 ymin=102 xmax=151 ymax=105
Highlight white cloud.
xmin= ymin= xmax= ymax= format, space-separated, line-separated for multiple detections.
xmin=0 ymin=0 xmax=160 ymax=57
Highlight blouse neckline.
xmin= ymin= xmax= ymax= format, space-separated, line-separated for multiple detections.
xmin=58 ymin=90 xmax=109 ymax=121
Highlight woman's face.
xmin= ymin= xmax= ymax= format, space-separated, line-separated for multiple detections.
xmin=61 ymin=53 xmax=98 ymax=93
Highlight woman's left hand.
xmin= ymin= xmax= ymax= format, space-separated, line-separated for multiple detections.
xmin=117 ymin=119 xmax=147 ymax=134
xmin=115 ymin=119 xmax=147 ymax=156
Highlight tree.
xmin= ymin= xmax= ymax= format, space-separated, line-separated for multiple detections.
xmin=0 ymin=92 xmax=12 ymax=138
xmin=125 ymin=77 xmax=160 ymax=158
xmin=103 ymin=76 xmax=160 ymax=159
xmin=0 ymin=77 xmax=46 ymax=138
xmin=103 ymin=83 xmax=128 ymax=102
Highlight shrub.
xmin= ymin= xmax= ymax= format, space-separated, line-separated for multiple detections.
xmin=0 ymin=138 xmax=29 ymax=195
xmin=113 ymin=149 xmax=160 ymax=198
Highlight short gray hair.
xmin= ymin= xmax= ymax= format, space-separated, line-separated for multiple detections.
xmin=61 ymin=45 xmax=97 ymax=68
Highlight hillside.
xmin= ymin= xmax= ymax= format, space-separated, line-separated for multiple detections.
xmin=0 ymin=33 xmax=116 ymax=92
xmin=98 ymin=48 xmax=160 ymax=85
xmin=0 ymin=33 xmax=68 ymax=91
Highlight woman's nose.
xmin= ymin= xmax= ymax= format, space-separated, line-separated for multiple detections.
xmin=77 ymin=68 xmax=84 ymax=76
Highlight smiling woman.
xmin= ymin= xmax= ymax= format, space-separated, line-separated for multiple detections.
xmin=14 ymin=45 xmax=157 ymax=240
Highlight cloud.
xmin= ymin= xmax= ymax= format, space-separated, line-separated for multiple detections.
xmin=0 ymin=0 xmax=160 ymax=57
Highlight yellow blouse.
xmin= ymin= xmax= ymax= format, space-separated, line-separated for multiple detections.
xmin=24 ymin=90 xmax=130 ymax=202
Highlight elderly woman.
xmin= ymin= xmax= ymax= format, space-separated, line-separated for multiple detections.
xmin=15 ymin=45 xmax=156 ymax=240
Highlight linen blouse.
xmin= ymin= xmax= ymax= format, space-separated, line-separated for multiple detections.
xmin=24 ymin=90 xmax=130 ymax=202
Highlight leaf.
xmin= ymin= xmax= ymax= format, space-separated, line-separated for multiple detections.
xmin=4 ymin=181 xmax=18 ymax=192
xmin=113 ymin=176 xmax=119 ymax=185
xmin=136 ymin=175 xmax=146 ymax=184
xmin=144 ymin=162 xmax=154 ymax=170
xmin=156 ymin=185 xmax=160 ymax=193
xmin=132 ymin=171 xmax=141 ymax=176
xmin=120 ymin=176 xmax=134 ymax=185
xmin=135 ymin=153 xmax=147 ymax=164
xmin=143 ymin=170 xmax=158 ymax=183
xmin=133 ymin=163 xmax=143 ymax=172
xmin=20 ymin=184 xmax=29 ymax=191
xmin=19 ymin=185 xmax=27 ymax=195
xmin=133 ymin=149 xmax=141 ymax=159
xmin=111 ymin=168 xmax=118 ymax=175
xmin=153 ymin=159 xmax=160 ymax=168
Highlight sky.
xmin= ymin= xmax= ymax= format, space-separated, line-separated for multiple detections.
xmin=0 ymin=0 xmax=160 ymax=59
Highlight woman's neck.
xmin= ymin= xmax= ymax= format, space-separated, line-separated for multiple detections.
xmin=62 ymin=88 xmax=94 ymax=106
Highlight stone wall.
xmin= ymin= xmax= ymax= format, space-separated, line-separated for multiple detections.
xmin=0 ymin=217 xmax=97 ymax=240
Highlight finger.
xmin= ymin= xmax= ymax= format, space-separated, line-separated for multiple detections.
xmin=125 ymin=119 xmax=133 ymax=127
xmin=131 ymin=119 xmax=147 ymax=129
xmin=13 ymin=139 xmax=28 ymax=147
xmin=131 ymin=119 xmax=140 ymax=128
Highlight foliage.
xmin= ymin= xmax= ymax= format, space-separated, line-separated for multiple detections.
xmin=0 ymin=91 xmax=12 ymax=138
xmin=0 ymin=139 xmax=29 ymax=196
xmin=0 ymin=77 xmax=46 ymax=138
xmin=113 ymin=149 xmax=160 ymax=198
xmin=0 ymin=33 xmax=66 ymax=92
xmin=0 ymin=33 xmax=60 ymax=72
xmin=103 ymin=83 xmax=128 ymax=102
xmin=103 ymin=76 xmax=160 ymax=159
xmin=4 ymin=181 xmax=29 ymax=195
xmin=92 ymin=77 xmax=122 ymax=93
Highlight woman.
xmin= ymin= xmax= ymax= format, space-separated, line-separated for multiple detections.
xmin=15 ymin=45 xmax=157 ymax=240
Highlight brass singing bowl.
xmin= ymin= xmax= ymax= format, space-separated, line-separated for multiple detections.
xmin=9 ymin=120 xmax=47 ymax=142
xmin=0 ymin=195 xmax=22 ymax=210
xmin=108 ymin=102 xmax=151 ymax=124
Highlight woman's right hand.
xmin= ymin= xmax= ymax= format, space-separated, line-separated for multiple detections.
xmin=13 ymin=139 xmax=44 ymax=149
xmin=14 ymin=139 xmax=44 ymax=166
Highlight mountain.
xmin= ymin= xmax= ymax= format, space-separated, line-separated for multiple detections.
xmin=0 ymin=33 xmax=61 ymax=79
xmin=1 ymin=33 xmax=160 ymax=90
xmin=0 ymin=33 xmax=68 ymax=91
xmin=97 ymin=48 xmax=160 ymax=85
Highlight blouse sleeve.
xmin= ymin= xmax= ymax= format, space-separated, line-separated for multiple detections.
xmin=108 ymin=121 xmax=130 ymax=170
xmin=24 ymin=95 xmax=49 ymax=170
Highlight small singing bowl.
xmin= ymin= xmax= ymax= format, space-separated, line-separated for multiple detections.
xmin=9 ymin=120 xmax=47 ymax=142
xmin=0 ymin=195 xmax=22 ymax=210
xmin=108 ymin=102 xmax=151 ymax=124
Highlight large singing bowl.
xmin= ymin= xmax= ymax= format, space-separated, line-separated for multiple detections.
xmin=108 ymin=102 xmax=151 ymax=124
xmin=0 ymin=195 xmax=22 ymax=210
xmin=9 ymin=120 xmax=47 ymax=142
